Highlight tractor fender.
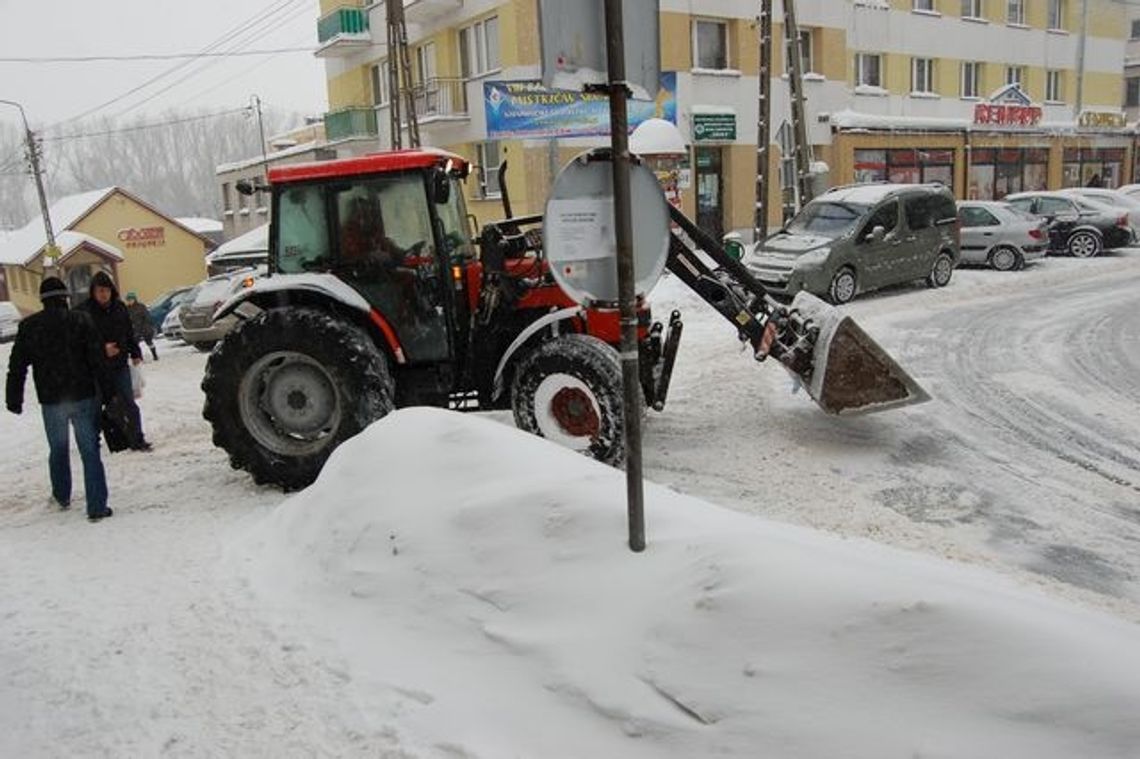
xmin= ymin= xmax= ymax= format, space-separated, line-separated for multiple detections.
xmin=213 ymin=273 xmax=372 ymax=321
xmin=492 ymin=306 xmax=583 ymax=401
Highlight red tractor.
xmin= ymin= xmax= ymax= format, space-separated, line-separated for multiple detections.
xmin=204 ymin=148 xmax=923 ymax=490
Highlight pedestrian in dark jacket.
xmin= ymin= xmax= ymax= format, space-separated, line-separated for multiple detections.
xmin=6 ymin=277 xmax=114 ymax=521
xmin=125 ymin=291 xmax=158 ymax=361
xmin=77 ymin=271 xmax=152 ymax=451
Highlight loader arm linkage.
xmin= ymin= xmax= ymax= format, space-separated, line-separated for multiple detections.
xmin=664 ymin=205 xmax=929 ymax=415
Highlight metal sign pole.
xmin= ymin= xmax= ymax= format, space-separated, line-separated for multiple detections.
xmin=602 ymin=0 xmax=646 ymax=552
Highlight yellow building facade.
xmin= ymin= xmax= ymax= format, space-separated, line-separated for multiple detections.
xmin=315 ymin=0 xmax=1130 ymax=239
xmin=0 ymin=188 xmax=210 ymax=314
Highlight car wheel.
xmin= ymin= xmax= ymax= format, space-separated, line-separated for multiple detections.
xmin=202 ymin=308 xmax=394 ymax=491
xmin=926 ymin=251 xmax=954 ymax=288
xmin=192 ymin=340 xmax=217 ymax=353
xmin=989 ymin=246 xmax=1019 ymax=272
xmin=827 ymin=268 xmax=857 ymax=305
xmin=1066 ymin=230 xmax=1102 ymax=258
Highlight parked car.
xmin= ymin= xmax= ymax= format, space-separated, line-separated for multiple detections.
xmin=1056 ymin=188 xmax=1140 ymax=241
xmin=1113 ymin=183 xmax=1140 ymax=201
xmin=1004 ymin=191 xmax=1131 ymax=257
xmin=0 ymin=301 xmax=22 ymax=343
xmin=161 ymin=300 xmax=188 ymax=341
xmin=746 ymin=183 xmax=959 ymax=304
xmin=179 ymin=267 xmax=265 ymax=352
xmin=147 ymin=285 xmax=195 ymax=333
xmin=956 ymin=201 xmax=1048 ymax=271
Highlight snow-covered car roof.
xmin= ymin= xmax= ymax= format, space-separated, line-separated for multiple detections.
xmin=817 ymin=183 xmax=949 ymax=206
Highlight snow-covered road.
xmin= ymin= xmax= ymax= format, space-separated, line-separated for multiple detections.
xmin=645 ymin=249 xmax=1140 ymax=620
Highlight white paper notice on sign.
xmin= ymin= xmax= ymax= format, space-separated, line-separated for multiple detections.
xmin=545 ymin=198 xmax=616 ymax=263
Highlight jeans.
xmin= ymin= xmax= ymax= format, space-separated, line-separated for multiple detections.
xmin=110 ymin=366 xmax=146 ymax=446
xmin=41 ymin=397 xmax=108 ymax=516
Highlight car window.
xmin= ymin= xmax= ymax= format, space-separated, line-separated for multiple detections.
xmin=958 ymin=206 xmax=1000 ymax=227
xmin=857 ymin=200 xmax=899 ymax=242
xmin=785 ymin=201 xmax=869 ymax=238
xmin=1006 ymin=197 xmax=1034 ymax=213
xmin=1037 ymin=197 xmax=1076 ymax=216
xmin=905 ymin=193 xmax=956 ymax=231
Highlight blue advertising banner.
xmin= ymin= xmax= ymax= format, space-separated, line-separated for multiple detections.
xmin=484 ymin=72 xmax=677 ymax=140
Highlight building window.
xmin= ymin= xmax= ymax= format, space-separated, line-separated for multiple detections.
xmin=1127 ymin=78 xmax=1140 ymax=108
xmin=1007 ymin=0 xmax=1025 ymax=24
xmin=476 ymin=141 xmax=502 ymax=198
xmin=1047 ymin=0 xmax=1065 ymax=29
xmin=855 ymin=53 xmax=883 ymax=88
xmin=415 ymin=42 xmax=436 ymax=85
xmin=789 ymin=29 xmax=814 ymax=74
xmin=1046 ymin=70 xmax=1063 ymax=102
xmin=912 ymin=58 xmax=935 ymax=94
xmin=459 ymin=15 xmax=500 ymax=78
xmin=694 ymin=19 xmax=729 ymax=70
xmin=854 ymin=149 xmax=955 ymax=191
xmin=1005 ymin=66 xmax=1025 ymax=87
xmin=961 ymin=61 xmax=981 ymax=98
xmin=1132 ymin=19 xmax=1140 ymax=39
xmin=913 ymin=0 xmax=934 ymax=11
xmin=371 ymin=60 xmax=389 ymax=105
xmin=222 ymin=183 xmax=232 ymax=213
xmin=961 ymin=0 xmax=983 ymax=18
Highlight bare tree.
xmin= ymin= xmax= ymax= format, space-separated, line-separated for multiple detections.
xmin=0 ymin=123 xmax=34 ymax=230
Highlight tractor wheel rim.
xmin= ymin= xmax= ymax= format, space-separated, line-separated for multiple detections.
xmin=533 ymin=374 xmax=603 ymax=450
xmin=550 ymin=387 xmax=601 ymax=438
xmin=993 ymin=249 xmax=1015 ymax=270
xmin=239 ymin=351 xmax=342 ymax=456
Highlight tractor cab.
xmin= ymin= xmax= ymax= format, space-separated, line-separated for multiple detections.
xmin=266 ymin=151 xmax=474 ymax=365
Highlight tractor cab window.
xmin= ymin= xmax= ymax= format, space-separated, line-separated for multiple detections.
xmin=334 ymin=173 xmax=450 ymax=363
xmin=276 ymin=185 xmax=331 ymax=273
xmin=435 ymin=177 xmax=475 ymax=262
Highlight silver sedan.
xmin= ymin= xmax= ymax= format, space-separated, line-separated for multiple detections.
xmin=956 ymin=201 xmax=1049 ymax=271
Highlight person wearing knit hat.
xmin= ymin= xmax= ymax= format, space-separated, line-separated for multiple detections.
xmin=77 ymin=270 xmax=152 ymax=452
xmin=6 ymin=276 xmax=114 ymax=521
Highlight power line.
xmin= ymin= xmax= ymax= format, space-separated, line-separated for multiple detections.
xmin=0 ymin=48 xmax=316 ymax=63
xmin=43 ymin=108 xmax=249 ymax=141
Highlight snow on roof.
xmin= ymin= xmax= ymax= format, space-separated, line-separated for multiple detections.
xmin=206 ymin=223 xmax=268 ymax=262
xmin=54 ymin=230 xmax=124 ymax=263
xmin=175 ymin=217 xmax=223 ymax=234
xmin=690 ymin=104 xmax=736 ymax=116
xmin=819 ymin=183 xmax=935 ymax=205
xmin=0 ymin=187 xmax=116 ymax=266
xmin=239 ymin=406 xmax=1140 ymax=757
xmin=216 ymin=138 xmax=360 ymax=175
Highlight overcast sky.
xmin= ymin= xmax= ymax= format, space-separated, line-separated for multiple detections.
xmin=0 ymin=0 xmax=328 ymax=131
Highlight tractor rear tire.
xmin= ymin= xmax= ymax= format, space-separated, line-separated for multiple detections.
xmin=511 ymin=333 xmax=626 ymax=466
xmin=202 ymin=307 xmax=394 ymax=491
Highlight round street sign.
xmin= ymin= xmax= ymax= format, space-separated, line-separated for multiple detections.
xmin=543 ymin=150 xmax=671 ymax=306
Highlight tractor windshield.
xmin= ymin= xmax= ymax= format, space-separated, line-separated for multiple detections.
xmin=435 ymin=178 xmax=475 ymax=262
xmin=276 ymin=185 xmax=331 ymax=273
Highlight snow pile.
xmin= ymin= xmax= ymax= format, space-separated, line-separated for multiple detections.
xmin=242 ymin=408 xmax=1140 ymax=758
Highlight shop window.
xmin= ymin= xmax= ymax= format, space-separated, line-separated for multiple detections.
xmin=1007 ymin=0 xmax=1025 ymax=25
xmin=911 ymin=58 xmax=935 ymax=95
xmin=961 ymin=0 xmax=983 ymax=19
xmin=961 ymin=61 xmax=982 ymax=98
xmin=1047 ymin=0 xmax=1065 ymax=30
xmin=855 ymin=53 xmax=883 ymax=88
xmin=1063 ymin=147 xmax=1124 ymax=189
xmin=694 ymin=19 xmax=729 ymax=70
xmin=1046 ymin=70 xmax=1063 ymax=103
xmin=475 ymin=141 xmax=502 ymax=198
xmin=969 ymin=147 xmax=1048 ymax=199
xmin=854 ymin=148 xmax=954 ymax=191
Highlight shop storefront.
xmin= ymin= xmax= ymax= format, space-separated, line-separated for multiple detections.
xmin=967 ymin=147 xmax=1049 ymax=200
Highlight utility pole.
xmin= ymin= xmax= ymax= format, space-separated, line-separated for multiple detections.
xmin=249 ymin=94 xmax=269 ymax=179
xmin=782 ymin=0 xmax=814 ymax=208
xmin=755 ymin=0 xmax=773 ymax=243
xmin=1 ymin=99 xmax=57 ymax=271
xmin=386 ymin=0 xmax=421 ymax=149
xmin=1074 ymin=0 xmax=1089 ymax=120
xmin=602 ymin=0 xmax=646 ymax=553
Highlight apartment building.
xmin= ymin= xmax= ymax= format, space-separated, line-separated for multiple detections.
xmin=1126 ymin=10 xmax=1140 ymax=122
xmin=314 ymin=0 xmax=1129 ymax=239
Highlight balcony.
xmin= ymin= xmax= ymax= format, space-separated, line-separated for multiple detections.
xmin=404 ymin=0 xmax=463 ymax=24
xmin=412 ymin=78 xmax=470 ymax=123
xmin=324 ymin=107 xmax=378 ymax=141
xmin=315 ymin=6 xmax=371 ymax=58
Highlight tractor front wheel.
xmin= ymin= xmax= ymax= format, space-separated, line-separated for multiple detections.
xmin=511 ymin=334 xmax=626 ymax=466
xmin=202 ymin=307 xmax=394 ymax=491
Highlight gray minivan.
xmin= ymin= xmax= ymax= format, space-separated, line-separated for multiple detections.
xmin=746 ymin=184 xmax=960 ymax=304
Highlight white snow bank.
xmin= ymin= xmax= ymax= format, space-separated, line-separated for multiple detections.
xmin=242 ymin=407 xmax=1140 ymax=759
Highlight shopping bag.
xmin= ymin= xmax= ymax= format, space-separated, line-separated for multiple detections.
xmin=101 ymin=395 xmax=140 ymax=453
xmin=130 ymin=363 xmax=145 ymax=399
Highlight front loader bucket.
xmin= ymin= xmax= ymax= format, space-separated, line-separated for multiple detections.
xmin=788 ymin=292 xmax=930 ymax=415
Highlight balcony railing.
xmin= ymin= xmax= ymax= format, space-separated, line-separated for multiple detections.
xmin=412 ymin=78 xmax=469 ymax=121
xmin=325 ymin=107 xmax=378 ymax=141
xmin=315 ymin=6 xmax=371 ymax=57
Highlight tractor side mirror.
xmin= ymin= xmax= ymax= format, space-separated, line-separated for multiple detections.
xmin=432 ymin=169 xmax=451 ymax=205
xmin=235 ymin=180 xmax=256 ymax=196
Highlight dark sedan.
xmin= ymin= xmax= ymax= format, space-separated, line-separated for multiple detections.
xmin=1004 ymin=191 xmax=1131 ymax=258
